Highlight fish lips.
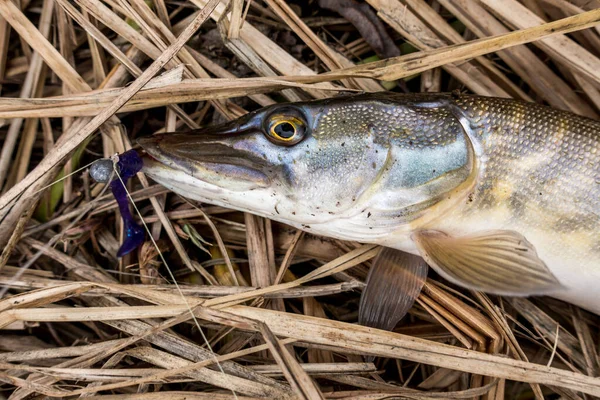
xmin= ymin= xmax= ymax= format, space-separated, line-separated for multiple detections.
xmin=138 ymin=131 xmax=271 ymax=191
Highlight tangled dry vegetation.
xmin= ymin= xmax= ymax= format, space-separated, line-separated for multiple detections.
xmin=1 ymin=0 xmax=600 ymax=398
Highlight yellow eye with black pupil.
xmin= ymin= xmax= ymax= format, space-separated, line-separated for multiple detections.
xmin=265 ymin=113 xmax=307 ymax=145
xmin=268 ymin=116 xmax=305 ymax=142
xmin=272 ymin=121 xmax=296 ymax=139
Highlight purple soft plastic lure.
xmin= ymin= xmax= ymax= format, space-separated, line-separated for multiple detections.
xmin=90 ymin=150 xmax=144 ymax=257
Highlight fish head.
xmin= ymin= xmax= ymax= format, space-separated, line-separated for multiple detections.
xmin=138 ymin=95 xmax=474 ymax=230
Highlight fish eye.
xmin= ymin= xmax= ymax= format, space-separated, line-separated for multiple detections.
xmin=266 ymin=112 xmax=307 ymax=145
xmin=271 ymin=120 xmax=296 ymax=140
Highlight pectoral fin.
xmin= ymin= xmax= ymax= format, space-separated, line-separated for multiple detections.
xmin=359 ymin=248 xmax=428 ymax=331
xmin=412 ymin=230 xmax=562 ymax=296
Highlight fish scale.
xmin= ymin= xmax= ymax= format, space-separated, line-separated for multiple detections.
xmin=451 ymin=96 xmax=599 ymax=232
xmin=435 ymin=96 xmax=600 ymax=312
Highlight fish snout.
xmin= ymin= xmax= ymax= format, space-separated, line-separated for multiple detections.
xmin=137 ymin=131 xmax=271 ymax=190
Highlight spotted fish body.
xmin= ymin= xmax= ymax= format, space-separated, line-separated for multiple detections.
xmin=139 ymin=93 xmax=600 ymax=314
xmin=429 ymin=96 xmax=600 ymax=312
xmin=415 ymin=95 xmax=599 ymax=312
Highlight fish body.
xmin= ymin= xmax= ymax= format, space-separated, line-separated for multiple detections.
xmin=139 ymin=93 xmax=600 ymax=314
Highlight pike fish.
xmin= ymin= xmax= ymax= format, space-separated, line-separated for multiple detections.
xmin=138 ymin=93 xmax=600 ymax=321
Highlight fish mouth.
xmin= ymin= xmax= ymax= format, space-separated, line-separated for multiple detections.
xmin=137 ymin=118 xmax=270 ymax=191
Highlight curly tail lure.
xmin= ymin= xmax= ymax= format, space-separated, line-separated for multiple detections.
xmin=89 ymin=149 xmax=144 ymax=257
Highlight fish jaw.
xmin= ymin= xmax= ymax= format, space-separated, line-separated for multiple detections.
xmin=138 ymin=132 xmax=271 ymax=191
xmin=138 ymin=126 xmax=286 ymax=219
xmin=141 ymin=155 xmax=282 ymax=219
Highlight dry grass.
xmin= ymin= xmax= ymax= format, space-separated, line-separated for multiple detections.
xmin=1 ymin=0 xmax=600 ymax=398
